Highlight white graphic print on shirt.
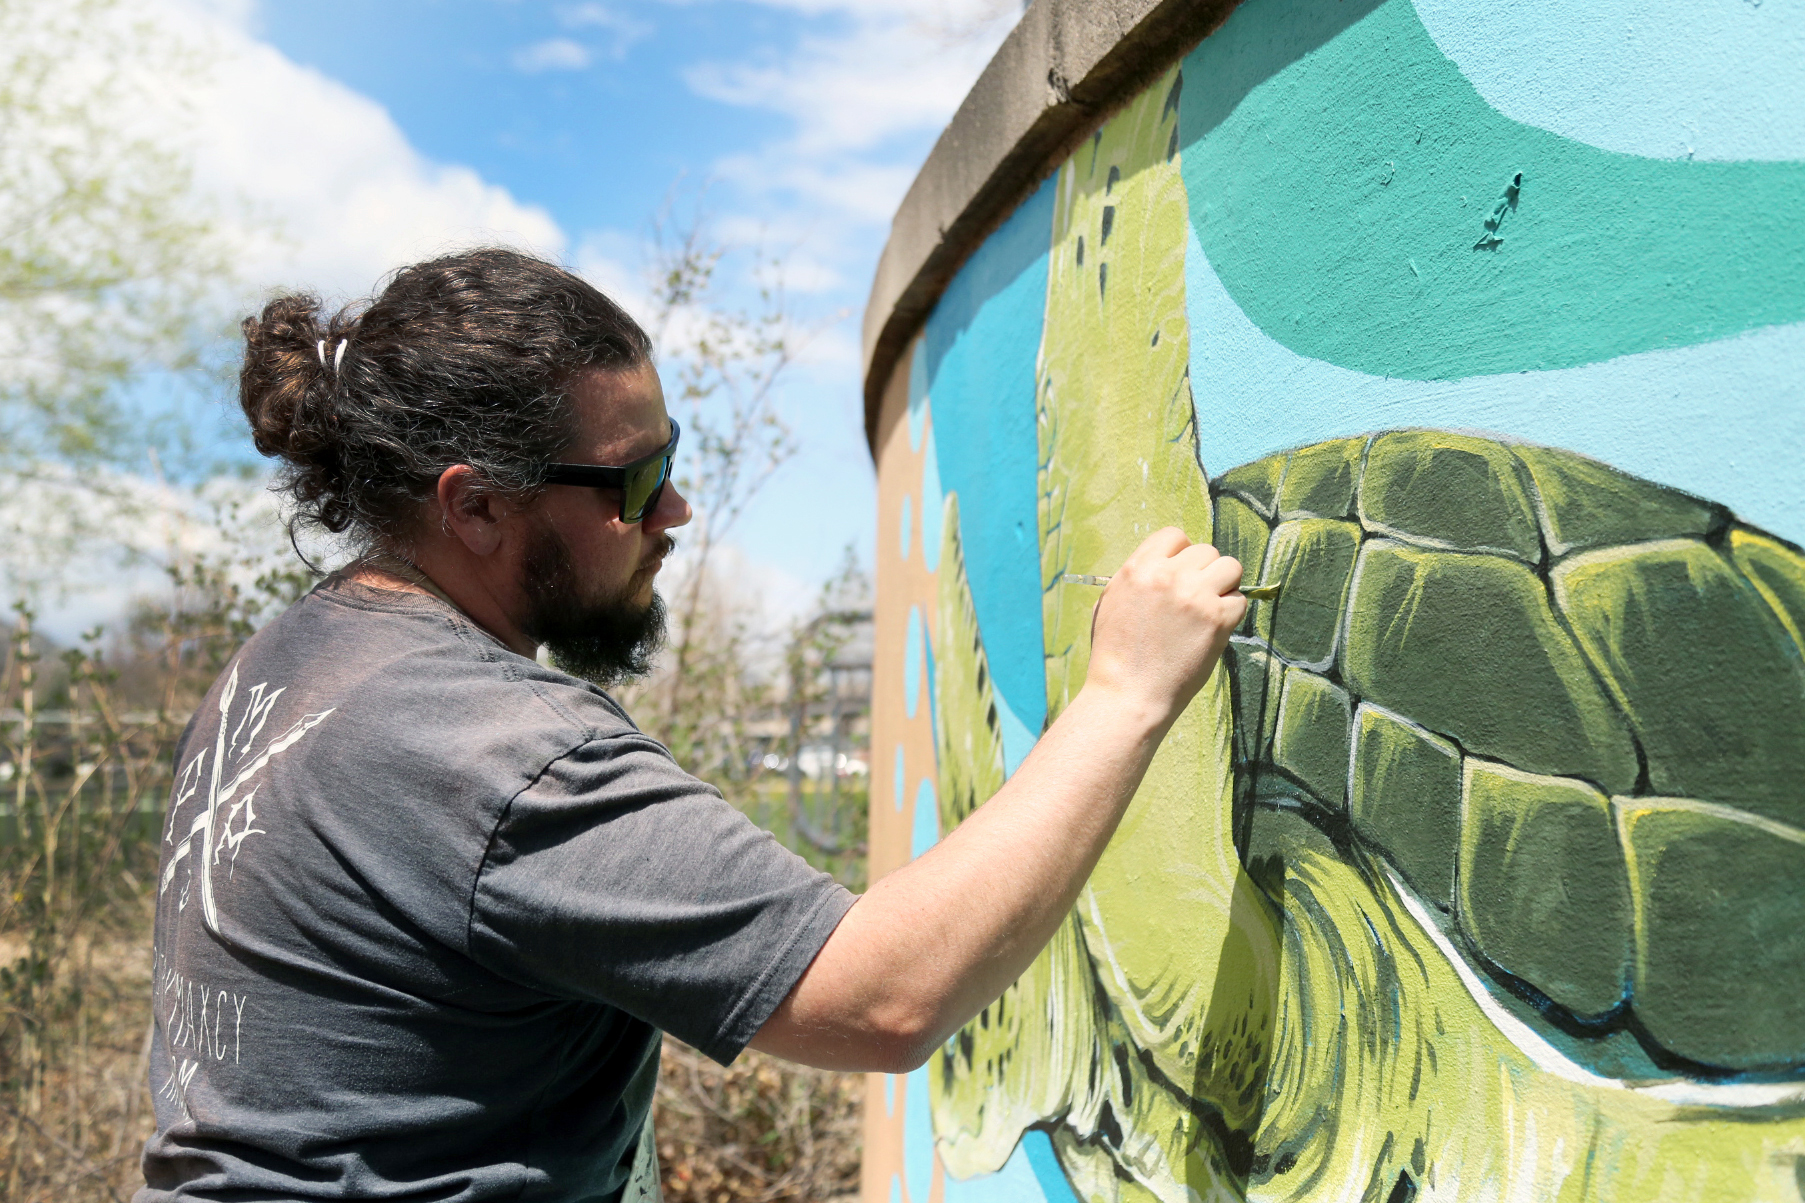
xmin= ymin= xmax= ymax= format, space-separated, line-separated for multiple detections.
xmin=159 ymin=663 xmax=333 ymax=933
xmin=155 ymin=662 xmax=333 ymax=1116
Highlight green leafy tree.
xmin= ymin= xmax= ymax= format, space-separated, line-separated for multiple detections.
xmin=0 ymin=0 xmax=233 ymax=469
xmin=0 ymin=0 xmax=261 ymax=616
xmin=619 ymin=197 xmax=813 ymax=787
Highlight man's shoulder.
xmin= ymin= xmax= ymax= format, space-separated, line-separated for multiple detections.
xmin=163 ymin=577 xmax=658 ymax=894
xmin=212 ymin=576 xmax=643 ymax=758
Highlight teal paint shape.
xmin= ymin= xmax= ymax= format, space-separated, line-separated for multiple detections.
xmin=911 ymin=777 xmax=939 ymax=860
xmin=1176 ymin=0 xmax=1805 ymax=380
xmin=921 ymin=426 xmax=945 ymax=573
xmin=1020 ymin=1131 xmax=1080 ymax=1203
xmin=925 ymin=622 xmax=937 ymax=740
xmin=903 ymin=609 xmax=940 ymax=735
xmin=924 ymin=178 xmax=1056 ymax=773
xmin=940 ymin=1130 xmax=1073 ymax=1203
xmin=1413 ymin=0 xmax=1805 ymax=163
xmin=993 ymin=686 xmax=1036 ymax=779
xmin=904 ymin=1062 xmax=935 ymax=1203
xmin=1183 ymin=216 xmax=1805 ymax=544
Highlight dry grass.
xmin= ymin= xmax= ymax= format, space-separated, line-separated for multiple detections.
xmin=0 ymin=936 xmax=868 ymax=1203
xmin=655 ymin=1035 xmax=863 ymax=1203
xmin=0 ymin=909 xmax=158 ymax=1203
xmin=0 ymin=590 xmax=866 ymax=1201
xmin=0 ymin=935 xmax=867 ymax=1203
xmin=1 ymin=595 xmax=202 ymax=1203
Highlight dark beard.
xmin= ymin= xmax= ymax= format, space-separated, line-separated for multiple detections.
xmin=518 ymin=522 xmax=670 ymax=686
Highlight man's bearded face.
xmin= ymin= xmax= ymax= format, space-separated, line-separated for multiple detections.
xmin=518 ymin=519 xmax=670 ymax=685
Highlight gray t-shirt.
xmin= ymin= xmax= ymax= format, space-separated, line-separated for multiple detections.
xmin=137 ymin=577 xmax=854 ymax=1202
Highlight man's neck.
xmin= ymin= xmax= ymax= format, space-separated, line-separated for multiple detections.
xmin=349 ymin=551 xmax=539 ymax=659
xmin=353 ymin=553 xmax=455 ymax=607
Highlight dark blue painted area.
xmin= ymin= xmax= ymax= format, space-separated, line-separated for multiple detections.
xmin=922 ymin=178 xmax=1055 ymax=767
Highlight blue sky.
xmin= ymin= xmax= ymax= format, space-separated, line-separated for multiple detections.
xmin=144 ymin=0 xmax=1015 ymax=612
xmin=252 ymin=1 xmax=797 ymax=242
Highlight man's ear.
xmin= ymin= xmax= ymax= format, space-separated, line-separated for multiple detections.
xmin=437 ymin=465 xmax=515 ymax=556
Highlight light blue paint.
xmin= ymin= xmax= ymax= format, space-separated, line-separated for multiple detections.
xmin=903 ymin=1062 xmax=935 ymax=1203
xmin=934 ymin=1130 xmax=1078 ymax=1203
xmin=1184 ymin=222 xmax=1805 ymax=544
xmin=891 ymin=1173 xmax=903 ymax=1203
xmin=885 ymin=1073 xmax=897 ymax=1117
xmin=940 ymin=1133 xmax=1065 ymax=1203
xmin=904 ymin=606 xmax=924 ymax=720
xmin=1414 ymin=0 xmax=1805 ymax=163
xmin=924 ymin=178 xmax=1056 ymax=776
xmin=1174 ymin=0 xmax=1805 ymax=383
xmin=993 ymin=686 xmax=1036 ymax=779
xmin=921 ymin=427 xmax=945 ymax=573
xmin=925 ymin=622 xmax=938 ymax=744
xmin=894 ymin=744 xmax=907 ymax=814
xmin=911 ymin=778 xmax=940 ymax=860
xmin=901 ymin=494 xmax=913 ymax=561
xmin=908 ymin=339 xmax=930 ymax=453
xmin=1020 ymin=1132 xmax=1081 ymax=1203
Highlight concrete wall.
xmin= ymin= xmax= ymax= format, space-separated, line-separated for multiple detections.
xmin=863 ymin=2 xmax=1805 ymax=1200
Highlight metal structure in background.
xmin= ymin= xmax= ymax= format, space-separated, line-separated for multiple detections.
xmin=785 ymin=609 xmax=872 ymax=856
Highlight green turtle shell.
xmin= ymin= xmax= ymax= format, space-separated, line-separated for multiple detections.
xmin=1211 ymin=430 xmax=1805 ymax=1075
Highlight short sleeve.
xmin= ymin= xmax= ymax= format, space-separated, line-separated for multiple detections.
xmin=467 ymin=736 xmax=856 ymax=1064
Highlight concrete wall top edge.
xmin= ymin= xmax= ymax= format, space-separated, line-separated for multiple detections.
xmin=859 ymin=0 xmax=1241 ymax=457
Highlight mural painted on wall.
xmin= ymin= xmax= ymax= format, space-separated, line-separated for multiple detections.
xmin=862 ymin=0 xmax=1805 ymax=1200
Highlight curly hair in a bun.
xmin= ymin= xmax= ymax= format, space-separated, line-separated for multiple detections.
xmin=239 ymin=246 xmax=651 ymax=548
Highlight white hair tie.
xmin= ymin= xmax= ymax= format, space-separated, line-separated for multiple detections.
xmin=315 ymin=338 xmax=349 ymax=373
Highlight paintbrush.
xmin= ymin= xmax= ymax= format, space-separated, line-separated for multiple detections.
xmin=1060 ymin=573 xmax=1281 ymax=601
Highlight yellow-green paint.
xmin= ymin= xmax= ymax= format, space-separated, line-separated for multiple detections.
xmin=890 ymin=1 xmax=1805 ymax=1199
xmin=1038 ymin=69 xmax=1283 ymax=1201
xmin=932 ymin=421 xmax=1805 ymax=1198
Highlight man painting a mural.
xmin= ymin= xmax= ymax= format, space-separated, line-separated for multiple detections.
xmin=133 ymin=0 xmax=1805 ymax=1198
xmin=860 ymin=0 xmax=1805 ymax=1201
xmin=139 ymin=247 xmax=1257 ymax=1202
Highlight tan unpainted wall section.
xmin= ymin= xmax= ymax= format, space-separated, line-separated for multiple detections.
xmin=860 ymin=0 xmax=1242 ymax=455
xmin=859 ymin=346 xmax=935 ymax=1203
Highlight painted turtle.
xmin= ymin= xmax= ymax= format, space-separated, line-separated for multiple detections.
xmin=1212 ymin=430 xmax=1805 ymax=1076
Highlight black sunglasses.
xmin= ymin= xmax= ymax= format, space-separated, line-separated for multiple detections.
xmin=542 ymin=419 xmax=680 ymax=523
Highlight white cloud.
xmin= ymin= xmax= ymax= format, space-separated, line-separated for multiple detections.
xmin=573 ymin=231 xmax=650 ymax=312
xmin=8 ymin=0 xmax=1009 ymax=616
xmin=708 ymin=152 xmax=920 ymax=226
xmin=661 ymin=0 xmax=1018 ymax=298
xmin=0 ymin=464 xmax=292 ymax=643
xmin=151 ymin=0 xmax=568 ymax=303
xmin=556 ymin=3 xmax=654 ymax=57
xmin=511 ymin=36 xmax=592 ymax=72
xmin=3 ymin=0 xmax=580 ymax=626
xmin=685 ymin=13 xmax=1009 ymax=157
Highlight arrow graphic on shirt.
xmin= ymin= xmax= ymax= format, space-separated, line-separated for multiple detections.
xmin=160 ymin=663 xmax=334 ymax=934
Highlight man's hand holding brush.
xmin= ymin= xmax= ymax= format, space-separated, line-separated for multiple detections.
xmin=752 ymin=528 xmax=1249 ymax=1071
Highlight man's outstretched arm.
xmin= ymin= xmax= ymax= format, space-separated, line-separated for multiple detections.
xmin=750 ymin=527 xmax=1247 ymax=1073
